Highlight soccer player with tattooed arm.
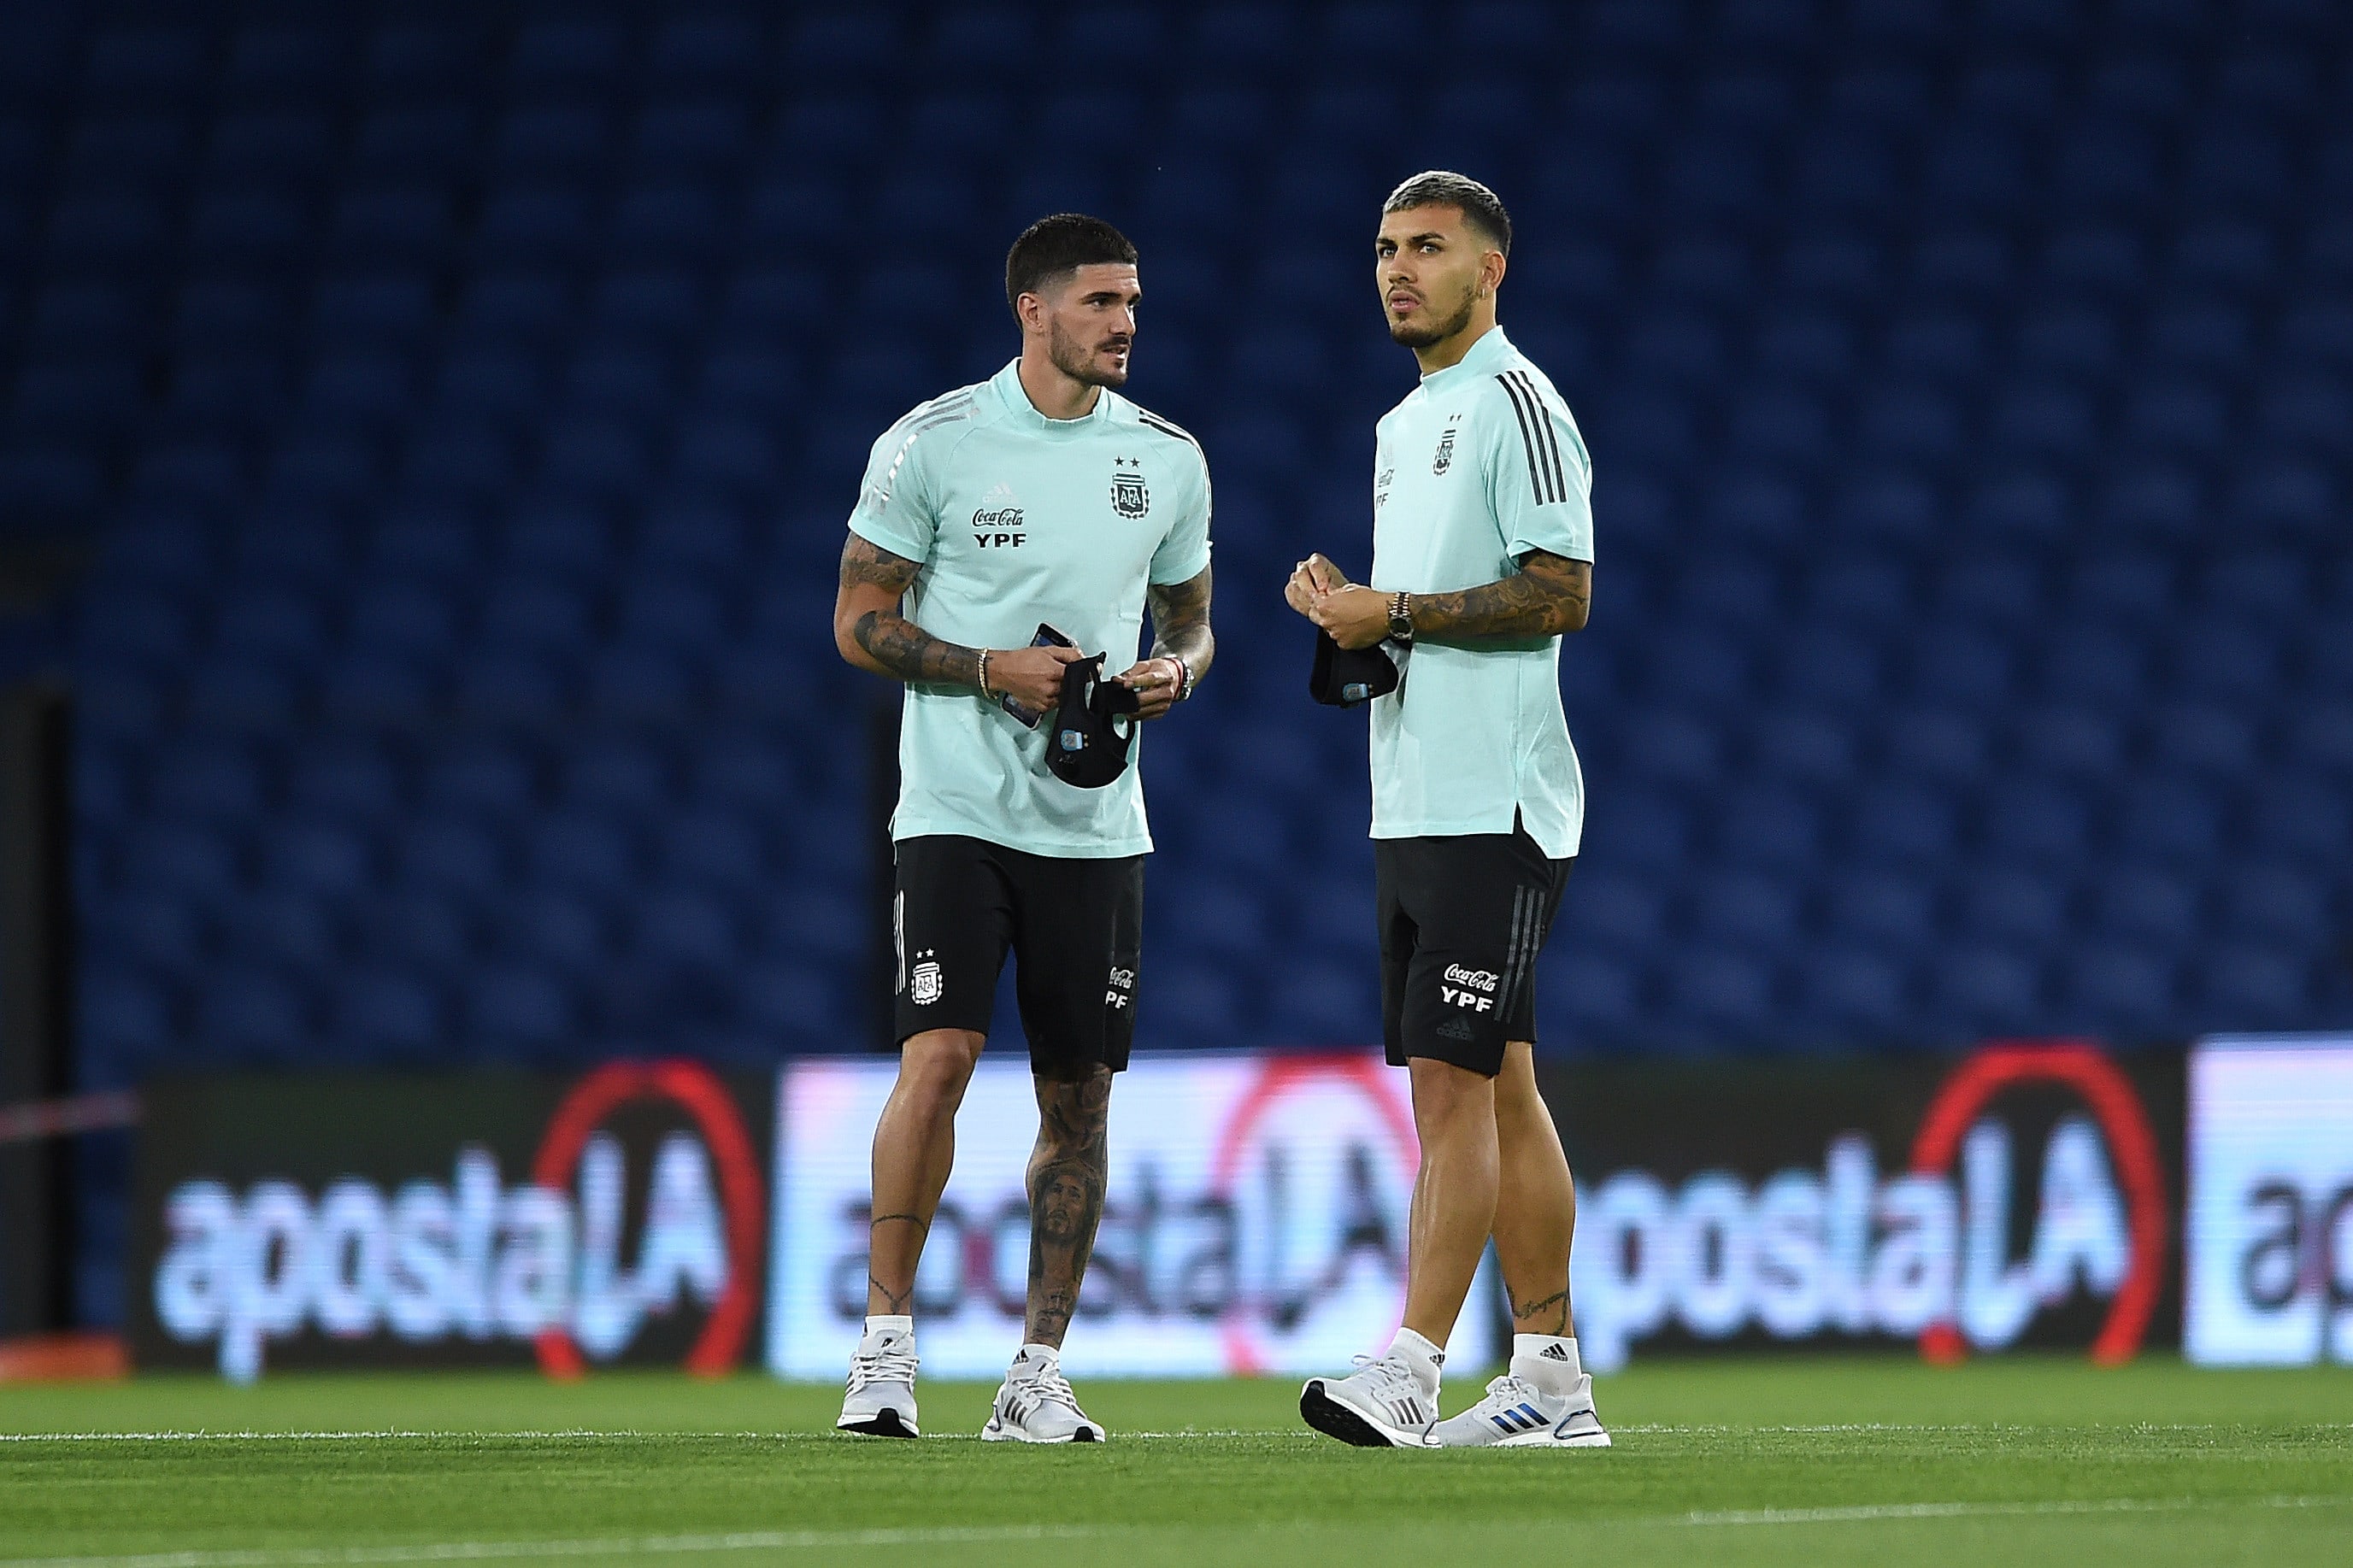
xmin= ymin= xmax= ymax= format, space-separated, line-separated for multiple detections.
xmin=1289 ymin=172 xmax=1609 ymax=1450
xmin=829 ymin=214 xmax=1213 ymax=1443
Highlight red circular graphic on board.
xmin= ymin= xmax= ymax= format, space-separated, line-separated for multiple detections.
xmin=1208 ymin=1053 xmax=1420 ymax=1376
xmin=1908 ymin=1041 xmax=2166 ymax=1365
xmin=529 ymin=1060 xmax=764 ymax=1379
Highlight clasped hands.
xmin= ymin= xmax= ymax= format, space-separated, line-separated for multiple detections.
xmin=987 ymin=644 xmax=1185 ymax=720
xmin=1285 ymin=553 xmax=1391 ymax=650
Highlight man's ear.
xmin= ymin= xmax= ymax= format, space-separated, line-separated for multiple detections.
xmin=1483 ymin=247 xmax=1508 ymax=296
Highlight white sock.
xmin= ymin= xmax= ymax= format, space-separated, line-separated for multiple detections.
xmin=862 ymin=1314 xmax=913 ymax=1344
xmin=1388 ymin=1327 xmax=1444 ymax=1391
xmin=1513 ymin=1333 xmax=1582 ymax=1395
xmin=1013 ymin=1342 xmax=1061 ymax=1373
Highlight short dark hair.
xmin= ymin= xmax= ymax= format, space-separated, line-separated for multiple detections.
xmin=1004 ymin=214 xmax=1138 ymax=316
xmin=1383 ymin=171 xmax=1512 ymax=256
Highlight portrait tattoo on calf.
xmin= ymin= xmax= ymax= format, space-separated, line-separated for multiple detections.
xmin=1024 ymin=1066 xmax=1112 ymax=1348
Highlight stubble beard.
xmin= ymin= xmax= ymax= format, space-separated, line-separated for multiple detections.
xmin=1388 ymin=287 xmax=1476 ymax=349
xmin=1049 ymin=320 xmax=1130 ymax=388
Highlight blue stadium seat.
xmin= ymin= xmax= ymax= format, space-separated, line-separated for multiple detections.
xmin=465 ymin=963 xmax=579 ymax=1050
xmin=2192 ymin=945 xmax=2312 ymax=1025
xmin=634 ymin=890 xmax=738 ymax=966
xmin=399 ymin=815 xmax=510 ymax=896
xmin=2011 ymin=705 xmax=2125 ymax=778
xmin=197 ymin=964 xmax=312 ymax=1059
xmin=216 ymin=890 xmax=341 ymax=971
xmin=499 ymin=890 xmax=610 ymax=969
xmin=1934 ymin=943 xmax=2044 ymax=1029
xmin=1954 ymin=866 xmax=2070 ymax=945
xmin=333 ymin=968 xmax=447 ymax=1061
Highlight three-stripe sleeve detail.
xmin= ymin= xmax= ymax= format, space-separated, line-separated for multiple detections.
xmin=1496 ymin=371 xmax=1568 ymax=506
xmin=876 ymin=394 xmax=975 ymax=500
xmin=1138 ymin=410 xmax=1203 ymax=454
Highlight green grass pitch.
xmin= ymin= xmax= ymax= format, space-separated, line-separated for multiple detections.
xmin=3 ymin=1357 xmax=2348 ymax=1566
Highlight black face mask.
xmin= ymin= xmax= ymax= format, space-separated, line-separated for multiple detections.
xmin=1308 ymin=629 xmax=1400 ymax=706
xmin=1045 ymin=654 xmax=1142 ymax=788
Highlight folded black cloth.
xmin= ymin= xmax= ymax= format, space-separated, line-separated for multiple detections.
xmin=1045 ymin=654 xmax=1143 ymax=788
xmin=1308 ymin=629 xmax=1400 ymax=707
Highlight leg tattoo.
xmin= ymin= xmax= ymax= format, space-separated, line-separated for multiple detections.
xmin=1511 ymin=1282 xmax=1572 ymax=1336
xmin=869 ymin=1213 xmax=931 ymax=1233
xmin=868 ymin=1275 xmax=913 ymax=1314
xmin=1024 ymin=1066 xmax=1111 ymax=1348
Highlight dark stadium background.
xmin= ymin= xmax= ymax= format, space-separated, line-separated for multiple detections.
xmin=0 ymin=0 xmax=2346 ymax=1336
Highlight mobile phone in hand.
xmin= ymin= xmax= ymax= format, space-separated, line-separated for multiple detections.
xmin=999 ymin=622 xmax=1075 ymax=728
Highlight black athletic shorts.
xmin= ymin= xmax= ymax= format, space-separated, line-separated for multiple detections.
xmin=1376 ymin=819 xmax=1573 ymax=1078
xmin=891 ymin=834 xmax=1143 ymax=1078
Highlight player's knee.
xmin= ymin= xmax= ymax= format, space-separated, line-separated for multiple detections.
xmin=900 ymin=1030 xmax=984 ymax=1105
xmin=1409 ymin=1055 xmax=1496 ymax=1133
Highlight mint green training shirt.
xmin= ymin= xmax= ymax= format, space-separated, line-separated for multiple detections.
xmin=1368 ymin=326 xmax=1595 ymax=858
xmin=848 ymin=360 xmax=1212 ymax=858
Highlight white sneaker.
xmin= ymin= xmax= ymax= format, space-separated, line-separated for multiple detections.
xmin=980 ymin=1347 xmax=1104 ymax=1443
xmin=836 ymin=1324 xmax=921 ymax=1438
xmin=1299 ymin=1352 xmax=1438 ymax=1448
xmin=1429 ymin=1368 xmax=1610 ymax=1449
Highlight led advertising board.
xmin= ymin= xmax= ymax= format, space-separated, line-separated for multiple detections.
xmin=130 ymin=1062 xmax=771 ymax=1380
xmin=765 ymin=1051 xmax=1499 ymax=1381
xmin=126 ymin=1041 xmax=2190 ymax=1382
xmin=1550 ymin=1042 xmax=2179 ymax=1371
xmin=2185 ymin=1035 xmax=2353 ymax=1366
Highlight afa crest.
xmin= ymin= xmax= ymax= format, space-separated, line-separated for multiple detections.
xmin=1432 ymin=421 xmax=1460 ymax=475
xmin=1111 ymin=456 xmax=1150 ymax=519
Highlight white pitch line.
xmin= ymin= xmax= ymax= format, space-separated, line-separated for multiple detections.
xmin=5 ymin=1495 xmax=2350 ymax=1566
xmin=0 ymin=1430 xmax=1262 ymax=1444
xmin=0 ymin=1432 xmax=668 ymax=1444
xmin=12 ymin=1421 xmax=2351 ymax=1444
xmin=0 ymin=1525 xmax=1091 ymax=1568
xmin=1684 ymin=1494 xmax=2353 ymax=1527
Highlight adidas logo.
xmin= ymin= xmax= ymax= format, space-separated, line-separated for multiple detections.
xmin=1540 ymin=1343 xmax=1572 ymax=1361
xmin=1437 ymin=1016 xmax=1475 ymax=1041
xmin=1489 ymin=1401 xmax=1548 ymax=1435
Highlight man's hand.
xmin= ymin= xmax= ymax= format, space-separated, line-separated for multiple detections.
xmin=1114 ymin=655 xmax=1186 ymax=720
xmin=1308 ymin=584 xmax=1392 ymax=650
xmin=986 ymin=643 xmax=1085 ymax=713
xmin=1284 ymin=553 xmax=1350 ymax=616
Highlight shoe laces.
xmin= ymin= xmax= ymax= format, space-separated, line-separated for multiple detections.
xmin=1476 ymin=1373 xmax=1544 ymax=1409
xmin=1011 ymin=1359 xmax=1083 ymax=1412
xmin=1349 ymin=1352 xmax=1430 ymax=1401
xmin=846 ymin=1341 xmax=919 ymax=1393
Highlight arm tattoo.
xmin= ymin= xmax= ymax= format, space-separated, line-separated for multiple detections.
xmin=1023 ymin=1066 xmax=1112 ymax=1349
xmin=1409 ymin=552 xmax=1591 ymax=643
xmin=838 ymin=535 xmax=981 ymax=686
xmin=1146 ymin=564 xmax=1215 ymax=681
